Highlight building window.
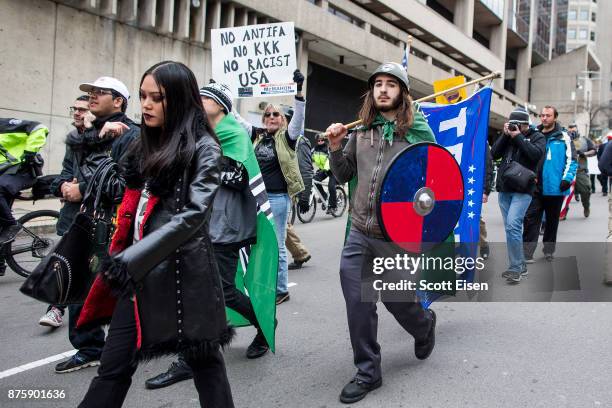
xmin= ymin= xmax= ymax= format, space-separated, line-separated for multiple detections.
xmin=370 ymin=27 xmax=399 ymax=45
xmin=568 ymin=9 xmax=577 ymax=20
xmin=579 ymin=10 xmax=588 ymax=20
xmin=590 ymin=31 xmax=596 ymax=41
xmin=327 ymin=5 xmax=365 ymax=28
xmin=591 ymin=12 xmax=596 ymax=22
xmin=568 ymin=29 xmax=576 ymax=39
xmin=579 ymin=29 xmax=588 ymax=39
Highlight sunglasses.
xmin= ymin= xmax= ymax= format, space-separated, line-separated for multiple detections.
xmin=88 ymin=89 xmax=113 ymax=97
xmin=264 ymin=111 xmax=281 ymax=118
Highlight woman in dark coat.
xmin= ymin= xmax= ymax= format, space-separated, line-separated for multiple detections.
xmin=77 ymin=61 xmax=234 ymax=407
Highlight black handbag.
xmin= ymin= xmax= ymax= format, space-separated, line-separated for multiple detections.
xmin=20 ymin=159 xmax=118 ymax=304
xmin=500 ymin=147 xmax=536 ymax=193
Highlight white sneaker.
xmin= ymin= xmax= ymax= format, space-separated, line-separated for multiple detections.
xmin=39 ymin=307 xmax=63 ymax=328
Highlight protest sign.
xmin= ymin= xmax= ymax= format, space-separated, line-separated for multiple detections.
xmin=211 ymin=22 xmax=297 ymax=98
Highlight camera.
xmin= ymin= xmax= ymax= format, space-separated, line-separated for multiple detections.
xmin=508 ymin=123 xmax=518 ymax=132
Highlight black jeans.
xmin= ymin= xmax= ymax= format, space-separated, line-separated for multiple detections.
xmin=598 ymin=174 xmax=608 ymax=194
xmin=0 ymin=171 xmax=35 ymax=226
xmin=213 ymin=244 xmax=259 ymax=329
xmin=523 ymin=194 xmax=565 ymax=258
xmin=46 ymin=304 xmax=105 ymax=359
xmin=79 ymin=296 xmax=234 ymax=408
xmin=314 ymin=170 xmax=337 ymax=208
xmin=339 ymin=228 xmax=433 ymax=383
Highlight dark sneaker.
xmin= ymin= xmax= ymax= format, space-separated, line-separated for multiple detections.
xmin=0 ymin=224 xmax=21 ymax=245
xmin=584 ymin=207 xmax=590 ymax=217
xmin=506 ymin=272 xmax=521 ymax=283
xmin=521 ymin=268 xmax=529 ymax=277
xmin=544 ymin=253 xmax=554 ymax=262
xmin=525 ymin=257 xmax=535 ymax=264
xmin=39 ymin=307 xmax=64 ymax=328
xmin=339 ymin=377 xmax=382 ymax=404
xmin=480 ymin=246 xmax=489 ymax=259
xmin=276 ymin=292 xmax=290 ymax=305
xmin=501 ymin=270 xmax=513 ymax=279
xmin=55 ymin=354 xmax=100 ymax=373
xmin=246 ymin=332 xmax=269 ymax=359
xmin=415 ymin=309 xmax=436 ymax=360
xmin=145 ymin=361 xmax=193 ymax=389
xmin=288 ymin=255 xmax=311 ymax=270
xmin=326 ymin=206 xmax=337 ymax=215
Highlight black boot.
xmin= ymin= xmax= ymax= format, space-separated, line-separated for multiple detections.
xmin=414 ymin=309 xmax=436 ymax=360
xmin=145 ymin=360 xmax=193 ymax=390
xmin=246 ymin=331 xmax=269 ymax=359
xmin=339 ymin=377 xmax=382 ymax=404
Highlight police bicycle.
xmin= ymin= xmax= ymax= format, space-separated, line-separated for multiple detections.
xmin=1 ymin=176 xmax=59 ymax=278
xmin=290 ymin=179 xmax=347 ymax=224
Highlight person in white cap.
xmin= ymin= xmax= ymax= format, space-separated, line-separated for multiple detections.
xmin=51 ymin=77 xmax=139 ymax=375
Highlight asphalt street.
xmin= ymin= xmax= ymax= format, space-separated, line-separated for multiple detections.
xmin=0 ymin=191 xmax=611 ymax=408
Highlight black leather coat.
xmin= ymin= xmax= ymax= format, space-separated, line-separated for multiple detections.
xmin=114 ymin=132 xmax=232 ymax=360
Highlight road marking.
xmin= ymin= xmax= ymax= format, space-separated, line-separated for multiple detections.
xmin=288 ymin=282 xmax=297 ymax=288
xmin=0 ymin=350 xmax=76 ymax=380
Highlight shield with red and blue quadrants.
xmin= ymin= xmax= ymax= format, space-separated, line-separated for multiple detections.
xmin=376 ymin=142 xmax=464 ymax=254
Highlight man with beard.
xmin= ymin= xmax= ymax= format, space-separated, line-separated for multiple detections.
xmin=39 ymin=95 xmax=93 ymax=329
xmin=325 ymin=62 xmax=437 ymax=404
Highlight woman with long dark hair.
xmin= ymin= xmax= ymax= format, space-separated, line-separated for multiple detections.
xmin=77 ymin=61 xmax=234 ymax=407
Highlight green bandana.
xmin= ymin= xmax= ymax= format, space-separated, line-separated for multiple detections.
xmin=367 ymin=108 xmax=436 ymax=146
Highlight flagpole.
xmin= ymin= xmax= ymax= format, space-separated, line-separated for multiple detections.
xmin=328 ymin=71 xmax=502 ymax=135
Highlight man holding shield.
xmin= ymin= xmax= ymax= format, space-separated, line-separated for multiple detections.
xmin=325 ymin=62 xmax=437 ymax=404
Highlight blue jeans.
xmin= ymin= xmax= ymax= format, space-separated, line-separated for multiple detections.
xmin=499 ymin=193 xmax=531 ymax=272
xmin=498 ymin=192 xmax=532 ymax=273
xmin=269 ymin=193 xmax=290 ymax=294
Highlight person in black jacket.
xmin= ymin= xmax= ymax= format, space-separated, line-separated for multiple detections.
xmin=491 ymin=107 xmax=545 ymax=283
xmin=77 ymin=62 xmax=233 ymax=408
xmin=479 ymin=142 xmax=494 ymax=259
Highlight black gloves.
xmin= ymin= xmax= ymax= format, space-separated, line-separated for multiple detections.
xmin=560 ymin=180 xmax=571 ymax=192
xmin=97 ymin=252 xmax=135 ymax=297
xmin=298 ymin=199 xmax=310 ymax=214
xmin=293 ymin=69 xmax=305 ymax=92
xmin=23 ymin=151 xmax=38 ymax=165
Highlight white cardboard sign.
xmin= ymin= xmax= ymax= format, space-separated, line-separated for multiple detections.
xmin=211 ymin=22 xmax=297 ymax=98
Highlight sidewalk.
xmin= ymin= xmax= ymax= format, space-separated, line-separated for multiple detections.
xmin=12 ymin=198 xmax=62 ymax=219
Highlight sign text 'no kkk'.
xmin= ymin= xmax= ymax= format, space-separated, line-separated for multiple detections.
xmin=211 ymin=22 xmax=298 ymax=98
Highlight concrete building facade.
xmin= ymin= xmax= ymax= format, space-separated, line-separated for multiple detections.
xmin=1 ymin=0 xmax=602 ymax=173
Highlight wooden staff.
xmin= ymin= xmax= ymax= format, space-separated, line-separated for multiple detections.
xmin=327 ymin=71 xmax=502 ymax=135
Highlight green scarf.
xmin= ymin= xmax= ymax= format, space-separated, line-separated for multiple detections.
xmin=368 ymin=108 xmax=436 ymax=145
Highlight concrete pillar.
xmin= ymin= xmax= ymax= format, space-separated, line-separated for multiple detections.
xmin=515 ymin=0 xmax=536 ymax=101
xmin=119 ymin=0 xmax=138 ymax=23
xmin=426 ymin=55 xmax=433 ymax=65
xmin=191 ymin=0 xmax=208 ymax=44
xmin=317 ymin=0 xmax=329 ymax=11
xmin=221 ymin=3 xmax=235 ymax=28
xmin=454 ymin=0 xmax=474 ymax=37
xmin=204 ymin=0 xmax=221 ymax=45
xmin=297 ymin=36 xmax=309 ymax=93
xmin=174 ymin=0 xmax=190 ymax=40
xmin=363 ymin=22 xmax=371 ymax=33
xmin=235 ymin=8 xmax=248 ymax=27
xmin=490 ymin=1 xmax=508 ymax=87
xmin=155 ymin=0 xmax=175 ymax=35
xmin=139 ymin=0 xmax=157 ymax=29
xmin=79 ymin=0 xmax=98 ymax=12
xmin=247 ymin=11 xmax=257 ymax=25
xmin=99 ymin=0 xmax=118 ymax=17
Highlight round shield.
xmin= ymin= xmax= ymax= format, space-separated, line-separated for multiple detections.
xmin=377 ymin=142 xmax=463 ymax=253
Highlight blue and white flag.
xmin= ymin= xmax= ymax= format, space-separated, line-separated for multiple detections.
xmin=418 ymin=86 xmax=493 ymax=305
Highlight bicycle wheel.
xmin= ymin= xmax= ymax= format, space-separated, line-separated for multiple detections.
xmin=297 ymin=194 xmax=316 ymax=224
xmin=6 ymin=209 xmax=59 ymax=278
xmin=331 ymin=187 xmax=347 ymax=217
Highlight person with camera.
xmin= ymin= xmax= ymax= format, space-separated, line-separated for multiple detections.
xmin=491 ymin=107 xmax=545 ymax=283
xmin=522 ymin=106 xmax=577 ymax=264
xmin=0 ymin=118 xmax=48 ymax=247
